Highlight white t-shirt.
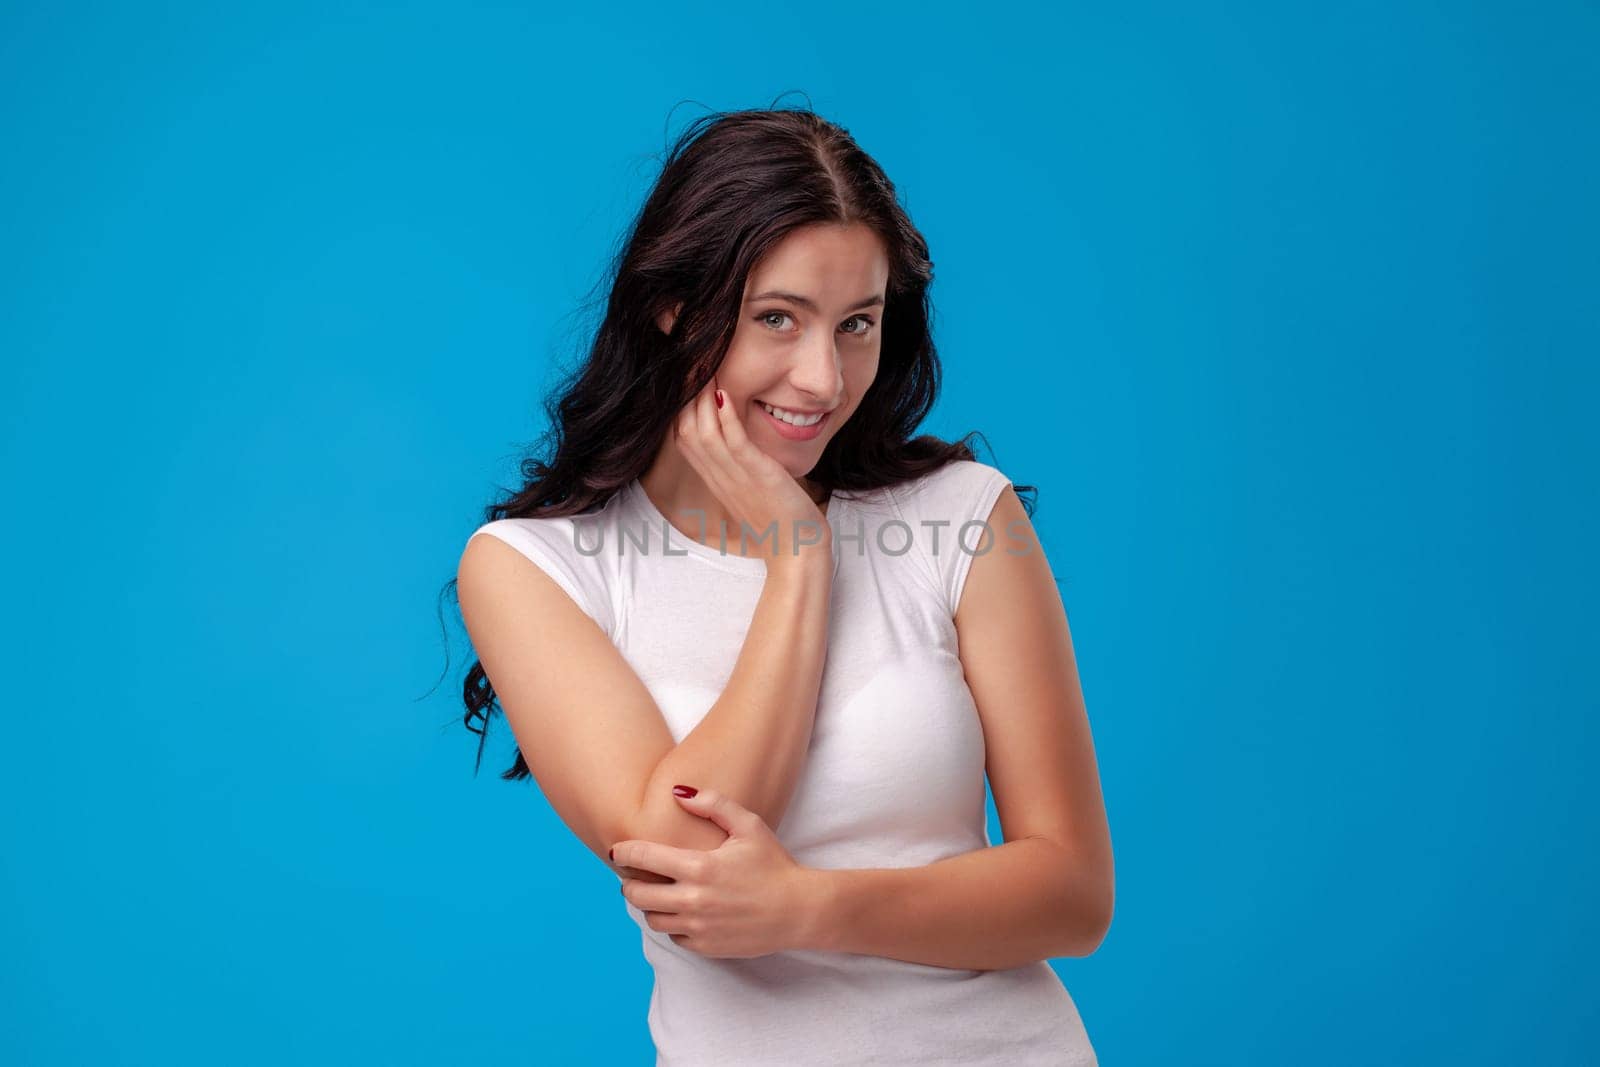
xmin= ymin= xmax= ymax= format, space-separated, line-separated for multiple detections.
xmin=468 ymin=459 xmax=1098 ymax=1066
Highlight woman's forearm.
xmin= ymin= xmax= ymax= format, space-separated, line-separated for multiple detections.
xmin=627 ymin=551 xmax=833 ymax=853
xmin=793 ymin=838 xmax=1114 ymax=972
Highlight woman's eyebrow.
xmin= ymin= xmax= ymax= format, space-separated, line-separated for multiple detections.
xmin=746 ymin=289 xmax=886 ymax=313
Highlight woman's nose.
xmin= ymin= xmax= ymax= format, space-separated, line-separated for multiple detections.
xmin=790 ymin=339 xmax=844 ymax=405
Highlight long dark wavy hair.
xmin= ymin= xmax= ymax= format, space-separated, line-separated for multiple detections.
xmin=441 ymin=102 xmax=1036 ymax=781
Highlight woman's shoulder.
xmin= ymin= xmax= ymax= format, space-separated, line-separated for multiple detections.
xmin=463 ymin=497 xmax=623 ymax=635
xmin=836 ymin=458 xmax=1010 ymax=514
xmin=466 ymin=501 xmax=615 ymax=567
xmin=875 ymin=459 xmax=1015 ymax=617
xmin=884 ymin=458 xmax=1012 ymax=520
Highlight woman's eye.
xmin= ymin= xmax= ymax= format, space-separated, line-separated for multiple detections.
xmin=841 ymin=315 xmax=876 ymax=336
xmin=760 ymin=311 xmax=794 ymax=330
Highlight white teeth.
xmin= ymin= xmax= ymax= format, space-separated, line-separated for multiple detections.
xmin=758 ymin=401 xmax=825 ymax=427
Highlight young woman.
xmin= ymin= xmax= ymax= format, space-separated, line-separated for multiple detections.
xmin=454 ymin=106 xmax=1111 ymax=1065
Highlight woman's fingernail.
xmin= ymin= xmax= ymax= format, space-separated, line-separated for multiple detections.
xmin=672 ymin=785 xmax=698 ymax=798
xmin=609 ymin=847 xmax=615 ymax=861
xmin=714 ymin=390 xmax=724 ymax=409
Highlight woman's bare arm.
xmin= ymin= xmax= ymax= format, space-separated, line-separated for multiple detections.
xmin=457 ymin=537 xmax=832 ymax=879
xmin=629 ymin=549 xmax=832 ymax=854
xmin=791 ymin=836 xmax=1106 ymax=971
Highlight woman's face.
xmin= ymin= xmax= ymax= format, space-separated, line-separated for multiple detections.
xmin=663 ymin=221 xmax=889 ymax=480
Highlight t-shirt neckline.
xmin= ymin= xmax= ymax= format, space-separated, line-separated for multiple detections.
xmin=622 ymin=477 xmax=842 ymax=576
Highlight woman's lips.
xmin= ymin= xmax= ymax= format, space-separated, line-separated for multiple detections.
xmin=758 ymin=403 xmax=830 ymax=441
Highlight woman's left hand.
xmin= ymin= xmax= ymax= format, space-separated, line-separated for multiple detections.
xmin=613 ymin=786 xmax=821 ymax=959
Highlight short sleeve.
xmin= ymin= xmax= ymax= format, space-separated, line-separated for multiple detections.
xmin=467 ymin=517 xmax=616 ymax=637
xmin=894 ymin=460 xmax=1013 ymax=616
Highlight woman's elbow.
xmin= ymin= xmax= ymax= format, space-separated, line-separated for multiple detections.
xmin=1059 ymin=870 xmax=1114 ymax=958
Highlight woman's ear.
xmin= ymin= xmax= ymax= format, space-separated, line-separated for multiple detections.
xmin=656 ymin=301 xmax=683 ymax=336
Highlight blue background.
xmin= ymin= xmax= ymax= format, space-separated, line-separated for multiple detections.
xmin=3 ymin=2 xmax=1595 ymax=1064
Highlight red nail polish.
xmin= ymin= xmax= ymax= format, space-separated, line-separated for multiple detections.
xmin=715 ymin=390 xmax=724 ymax=409
xmin=609 ymin=847 xmax=615 ymax=861
xmin=672 ymin=785 xmax=698 ymax=798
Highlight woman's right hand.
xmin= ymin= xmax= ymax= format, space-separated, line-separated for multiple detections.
xmin=673 ymin=376 xmax=832 ymax=568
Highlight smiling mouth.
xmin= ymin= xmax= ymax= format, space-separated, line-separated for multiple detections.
xmin=756 ymin=400 xmax=830 ymax=427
